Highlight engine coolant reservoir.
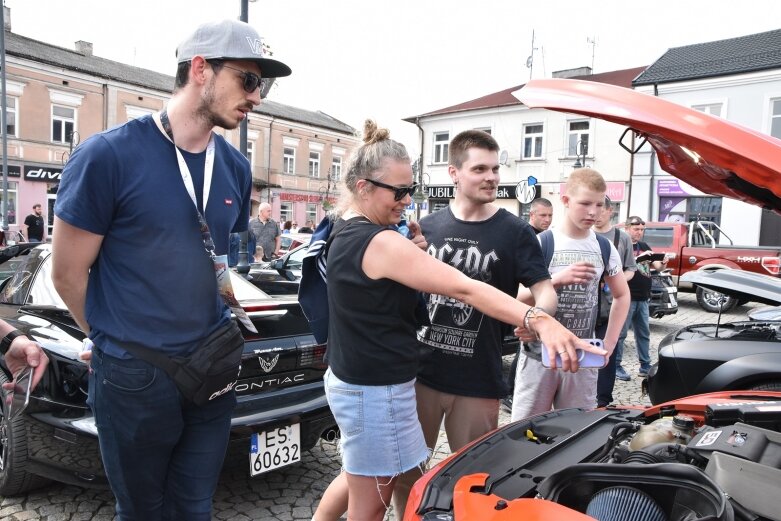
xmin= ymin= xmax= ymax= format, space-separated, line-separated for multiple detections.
xmin=629 ymin=414 xmax=695 ymax=451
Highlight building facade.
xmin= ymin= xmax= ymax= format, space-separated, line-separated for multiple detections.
xmin=0 ymin=9 xmax=356 ymax=237
xmin=631 ymin=29 xmax=781 ymax=246
xmin=404 ymin=66 xmax=646 ymax=228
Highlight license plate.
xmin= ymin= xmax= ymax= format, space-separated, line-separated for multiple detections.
xmin=669 ymin=294 xmax=678 ymax=306
xmin=250 ymin=423 xmax=301 ymax=475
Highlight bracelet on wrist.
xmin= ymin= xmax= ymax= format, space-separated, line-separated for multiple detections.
xmin=523 ymin=306 xmax=549 ymax=340
xmin=0 ymin=330 xmax=34 ymax=356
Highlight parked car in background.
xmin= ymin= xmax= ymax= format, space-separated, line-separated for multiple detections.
xmin=642 ymin=221 xmax=781 ymax=312
xmin=278 ymin=232 xmax=312 ymax=256
xmin=247 ymin=243 xmax=306 ymax=296
xmin=648 ymin=268 xmax=678 ymax=318
xmin=646 ymin=269 xmax=781 ymax=404
xmin=0 ymin=245 xmax=336 ymax=495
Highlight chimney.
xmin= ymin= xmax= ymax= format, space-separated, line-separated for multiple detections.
xmin=552 ymin=66 xmax=593 ymax=79
xmin=3 ymin=6 xmax=11 ymax=31
xmin=75 ymin=40 xmax=93 ymax=56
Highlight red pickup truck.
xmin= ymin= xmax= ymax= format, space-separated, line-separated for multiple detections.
xmin=641 ymin=221 xmax=781 ymax=312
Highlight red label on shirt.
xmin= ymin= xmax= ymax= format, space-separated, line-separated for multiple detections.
xmin=224 ymin=199 xmax=233 ymax=205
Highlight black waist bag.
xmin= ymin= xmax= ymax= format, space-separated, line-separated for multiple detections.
xmin=117 ymin=321 xmax=245 ymax=406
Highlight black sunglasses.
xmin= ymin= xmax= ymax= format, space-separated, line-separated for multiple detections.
xmin=218 ymin=63 xmax=275 ymax=98
xmin=628 ymin=219 xmax=645 ymax=226
xmin=365 ymin=179 xmax=418 ymax=201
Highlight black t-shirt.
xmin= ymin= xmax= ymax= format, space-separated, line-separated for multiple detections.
xmin=24 ymin=213 xmax=44 ymax=241
xmin=416 ymin=207 xmax=551 ymax=398
xmin=326 ymin=218 xmax=420 ymax=386
xmin=628 ymin=240 xmax=653 ymax=300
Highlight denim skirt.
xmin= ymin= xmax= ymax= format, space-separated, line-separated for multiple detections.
xmin=324 ymin=368 xmax=429 ymax=477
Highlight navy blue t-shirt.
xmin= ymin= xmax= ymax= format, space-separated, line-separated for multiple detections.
xmin=54 ymin=115 xmax=252 ymax=357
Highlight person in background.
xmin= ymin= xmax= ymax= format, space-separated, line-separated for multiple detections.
xmin=528 ymin=197 xmax=553 ymax=234
xmin=282 ymin=220 xmax=293 ymax=234
xmin=593 ymin=196 xmax=636 ymax=406
xmin=291 ymin=221 xmax=299 ymax=233
xmin=24 ymin=204 xmax=45 ymax=242
xmin=512 ymin=168 xmax=630 ymax=422
xmin=249 ymin=202 xmax=281 ymax=260
xmin=314 ymin=120 xmax=598 ymax=521
xmin=616 ymin=216 xmax=668 ymax=380
xmin=51 ymin=19 xmax=290 ymax=520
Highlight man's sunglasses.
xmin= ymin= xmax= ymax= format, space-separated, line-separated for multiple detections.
xmin=628 ymin=219 xmax=646 ymax=226
xmin=365 ymin=179 xmax=419 ymax=201
xmin=217 ymin=63 xmax=275 ymax=98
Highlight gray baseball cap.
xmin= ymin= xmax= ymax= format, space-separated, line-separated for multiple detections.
xmin=176 ymin=19 xmax=292 ymax=78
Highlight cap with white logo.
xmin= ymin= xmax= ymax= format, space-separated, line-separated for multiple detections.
xmin=176 ymin=19 xmax=292 ymax=78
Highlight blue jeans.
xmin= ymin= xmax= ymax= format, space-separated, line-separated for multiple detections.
xmin=595 ymin=319 xmax=619 ymax=407
xmin=615 ymin=300 xmax=651 ymax=372
xmin=89 ymin=348 xmax=235 ymax=521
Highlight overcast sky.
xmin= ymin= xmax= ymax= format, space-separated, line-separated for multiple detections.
xmin=7 ymin=0 xmax=781 ymax=154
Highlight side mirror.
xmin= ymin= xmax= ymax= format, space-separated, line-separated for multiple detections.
xmin=270 ymin=258 xmax=285 ymax=270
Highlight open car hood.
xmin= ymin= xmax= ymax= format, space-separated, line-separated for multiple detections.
xmin=681 ymin=269 xmax=781 ymax=306
xmin=513 ymin=79 xmax=781 ymax=213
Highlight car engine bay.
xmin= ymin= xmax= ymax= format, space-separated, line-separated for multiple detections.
xmin=413 ymin=398 xmax=781 ymax=521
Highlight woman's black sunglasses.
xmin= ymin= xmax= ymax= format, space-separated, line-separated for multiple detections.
xmin=217 ymin=63 xmax=275 ymax=98
xmin=365 ymin=179 xmax=419 ymax=201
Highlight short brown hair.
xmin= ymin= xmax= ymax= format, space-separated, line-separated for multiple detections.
xmin=565 ymin=168 xmax=606 ymax=196
xmin=449 ymin=130 xmax=499 ymax=169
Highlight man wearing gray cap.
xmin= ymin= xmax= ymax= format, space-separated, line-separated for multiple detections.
xmin=52 ymin=19 xmax=290 ymax=520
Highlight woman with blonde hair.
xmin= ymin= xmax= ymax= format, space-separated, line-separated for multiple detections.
xmin=316 ymin=120 xmax=599 ymax=521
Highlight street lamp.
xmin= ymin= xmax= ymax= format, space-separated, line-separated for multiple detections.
xmin=572 ymin=139 xmax=587 ymax=169
xmin=235 ymin=0 xmax=259 ymax=276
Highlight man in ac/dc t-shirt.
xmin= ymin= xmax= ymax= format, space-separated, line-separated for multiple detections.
xmin=392 ymin=130 xmax=556 ymax=515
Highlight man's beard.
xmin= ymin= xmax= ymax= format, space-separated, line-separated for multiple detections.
xmin=196 ymin=77 xmax=238 ymax=131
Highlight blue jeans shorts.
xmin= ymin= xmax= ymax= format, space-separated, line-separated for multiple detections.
xmin=324 ymin=368 xmax=429 ymax=477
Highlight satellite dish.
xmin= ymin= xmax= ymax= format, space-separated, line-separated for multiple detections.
xmin=499 ymin=150 xmax=509 ymax=166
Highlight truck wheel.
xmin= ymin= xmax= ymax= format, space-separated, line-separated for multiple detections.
xmin=696 ymin=286 xmax=737 ymax=313
xmin=0 ymin=371 xmax=50 ymax=495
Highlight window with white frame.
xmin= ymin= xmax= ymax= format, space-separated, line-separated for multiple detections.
xmin=306 ymin=203 xmax=317 ymax=223
xmin=1 ymin=181 xmax=18 ymax=225
xmin=567 ymin=120 xmax=590 ymax=157
xmin=433 ymin=132 xmax=449 ymax=164
xmin=283 ymin=147 xmax=295 ymax=174
xmin=280 ymin=202 xmax=292 ymax=223
xmin=474 ymin=127 xmax=491 ymax=135
xmin=771 ymin=99 xmax=781 ymax=139
xmin=246 ymin=141 xmax=255 ymax=171
xmin=692 ymin=103 xmax=722 ymax=117
xmin=522 ymin=123 xmax=544 ymax=159
xmin=309 ymin=151 xmax=320 ymax=177
xmin=52 ymin=105 xmax=76 ymax=144
xmin=5 ymin=97 xmax=18 ymax=137
xmin=331 ymin=156 xmax=342 ymax=182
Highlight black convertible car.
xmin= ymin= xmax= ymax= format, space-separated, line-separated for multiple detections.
xmin=0 ymin=245 xmax=336 ymax=495
xmin=647 ymin=269 xmax=781 ymax=404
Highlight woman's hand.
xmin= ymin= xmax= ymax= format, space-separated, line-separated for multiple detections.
xmin=529 ymin=313 xmax=606 ymax=372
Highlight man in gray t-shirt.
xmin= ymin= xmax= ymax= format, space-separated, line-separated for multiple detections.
xmin=248 ymin=203 xmax=280 ymax=261
xmin=593 ymin=196 xmax=636 ymax=406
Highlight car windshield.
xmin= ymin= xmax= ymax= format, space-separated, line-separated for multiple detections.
xmin=0 ymin=248 xmax=65 ymax=307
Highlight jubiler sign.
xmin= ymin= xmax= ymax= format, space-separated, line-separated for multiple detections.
xmin=24 ymin=166 xmax=63 ymax=182
xmin=427 ymin=184 xmax=538 ymax=200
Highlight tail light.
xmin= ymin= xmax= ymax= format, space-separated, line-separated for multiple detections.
xmin=300 ymin=342 xmax=328 ymax=370
xmin=762 ymin=257 xmax=780 ymax=276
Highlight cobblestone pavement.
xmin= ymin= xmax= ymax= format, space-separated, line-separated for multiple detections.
xmin=0 ymin=293 xmax=762 ymax=520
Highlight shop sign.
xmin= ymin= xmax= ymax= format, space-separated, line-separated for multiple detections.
xmin=278 ymin=192 xmax=334 ymax=204
xmin=427 ymin=184 xmax=525 ymax=200
xmin=0 ymin=165 xmax=21 ymax=177
xmin=657 ymin=178 xmax=706 ymax=196
xmin=24 ymin=165 xmax=63 ymax=182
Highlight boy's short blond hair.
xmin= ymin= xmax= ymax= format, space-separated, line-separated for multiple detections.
xmin=565 ymin=168 xmax=607 ymax=196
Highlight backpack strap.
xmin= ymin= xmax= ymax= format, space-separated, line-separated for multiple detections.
xmin=595 ymin=233 xmax=612 ymax=279
xmin=539 ymin=229 xmax=554 ymax=269
xmin=613 ymin=227 xmax=620 ymax=249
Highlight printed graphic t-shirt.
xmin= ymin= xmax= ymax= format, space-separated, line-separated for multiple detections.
xmin=416 ymin=207 xmax=550 ymax=398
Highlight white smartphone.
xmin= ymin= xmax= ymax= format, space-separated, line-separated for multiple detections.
xmin=541 ymin=339 xmax=607 ymax=369
xmin=8 ymin=365 xmax=34 ymax=420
